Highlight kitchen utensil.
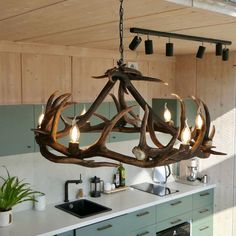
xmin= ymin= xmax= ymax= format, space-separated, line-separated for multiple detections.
xmin=153 ymin=165 xmax=171 ymax=184
xmin=90 ymin=176 xmax=103 ymax=197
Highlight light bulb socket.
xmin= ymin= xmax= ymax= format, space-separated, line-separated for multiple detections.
xmin=145 ymin=39 xmax=153 ymax=54
xmin=166 ymin=42 xmax=173 ymax=57
xmin=222 ymin=48 xmax=229 ymax=61
xmin=129 ymin=35 xmax=142 ymax=51
xmin=196 ymin=45 xmax=206 ymax=59
xmin=215 ymin=43 xmax=222 ymax=56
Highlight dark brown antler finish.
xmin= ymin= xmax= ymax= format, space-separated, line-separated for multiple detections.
xmin=34 ymin=66 xmax=226 ymax=168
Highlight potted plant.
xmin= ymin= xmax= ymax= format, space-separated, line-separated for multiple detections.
xmin=0 ymin=166 xmax=42 ymax=227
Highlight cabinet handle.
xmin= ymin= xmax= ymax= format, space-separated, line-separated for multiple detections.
xmin=170 ymin=200 xmax=182 ymax=206
xmin=97 ymin=224 xmax=112 ymax=231
xmin=136 ymin=211 xmax=149 ymax=217
xmin=199 ymin=226 xmax=209 ymax=231
xmin=200 ymin=192 xmax=210 ymax=197
xmin=199 ymin=208 xmax=209 ymax=214
xmin=170 ymin=219 xmax=182 ymax=225
xmin=137 ymin=231 xmax=149 ymax=236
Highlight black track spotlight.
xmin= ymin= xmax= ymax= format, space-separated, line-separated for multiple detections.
xmin=196 ymin=44 xmax=206 ymax=59
xmin=166 ymin=41 xmax=173 ymax=57
xmin=222 ymin=47 xmax=229 ymax=61
xmin=215 ymin=43 xmax=222 ymax=56
xmin=145 ymin=36 xmax=153 ymax=54
xmin=129 ymin=35 xmax=142 ymax=51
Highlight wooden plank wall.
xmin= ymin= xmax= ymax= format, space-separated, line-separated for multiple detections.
xmin=175 ymin=53 xmax=236 ymax=236
xmin=0 ymin=41 xmax=175 ymax=105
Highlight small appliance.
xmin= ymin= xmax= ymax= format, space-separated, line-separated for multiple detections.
xmin=187 ymin=158 xmax=199 ymax=182
xmin=90 ymin=176 xmax=103 ymax=197
xmin=153 ymin=165 xmax=171 ymax=184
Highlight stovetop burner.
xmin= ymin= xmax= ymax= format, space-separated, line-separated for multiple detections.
xmin=131 ymin=182 xmax=179 ymax=197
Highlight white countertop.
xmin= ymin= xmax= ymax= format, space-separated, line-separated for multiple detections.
xmin=0 ymin=181 xmax=215 ymax=236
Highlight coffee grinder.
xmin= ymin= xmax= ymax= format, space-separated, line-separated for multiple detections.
xmin=187 ymin=158 xmax=199 ymax=181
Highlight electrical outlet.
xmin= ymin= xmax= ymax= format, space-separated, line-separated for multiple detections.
xmin=127 ymin=62 xmax=139 ymax=70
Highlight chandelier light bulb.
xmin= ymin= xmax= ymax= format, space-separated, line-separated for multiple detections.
xmin=181 ymin=119 xmax=191 ymax=145
xmin=164 ymin=103 xmax=171 ymax=122
xmin=195 ymin=113 xmax=203 ymax=130
xmin=70 ymin=125 xmax=80 ymax=143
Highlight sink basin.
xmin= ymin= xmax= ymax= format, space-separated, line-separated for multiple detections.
xmin=55 ymin=199 xmax=111 ymax=218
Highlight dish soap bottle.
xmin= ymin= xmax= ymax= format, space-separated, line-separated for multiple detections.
xmin=118 ymin=163 xmax=126 ymax=187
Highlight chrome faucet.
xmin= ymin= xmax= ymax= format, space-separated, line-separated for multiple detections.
xmin=64 ymin=174 xmax=83 ymax=202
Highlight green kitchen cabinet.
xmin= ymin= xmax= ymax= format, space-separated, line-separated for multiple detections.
xmin=34 ymin=104 xmax=75 ymax=152
xmin=75 ymin=214 xmax=129 ymax=236
xmin=75 ymin=102 xmax=109 ymax=147
xmin=109 ymin=100 xmax=140 ymax=142
xmin=57 ymin=230 xmax=74 ymax=236
xmin=0 ymin=105 xmax=34 ymax=156
xmin=192 ymin=189 xmax=214 ymax=236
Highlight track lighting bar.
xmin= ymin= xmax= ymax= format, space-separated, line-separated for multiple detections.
xmin=130 ymin=27 xmax=232 ymax=45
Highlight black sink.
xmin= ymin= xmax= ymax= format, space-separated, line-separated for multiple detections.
xmin=55 ymin=199 xmax=111 ymax=218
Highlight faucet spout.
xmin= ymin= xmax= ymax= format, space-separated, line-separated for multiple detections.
xmin=64 ymin=174 xmax=83 ymax=202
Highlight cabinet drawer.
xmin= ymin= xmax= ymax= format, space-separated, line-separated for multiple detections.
xmin=156 ymin=196 xmax=192 ymax=222
xmin=129 ymin=224 xmax=156 ymax=236
xmin=193 ymin=189 xmax=213 ymax=209
xmin=192 ymin=205 xmax=213 ymax=222
xmin=192 ymin=219 xmax=213 ymax=236
xmin=125 ymin=206 xmax=156 ymax=231
xmin=156 ymin=212 xmax=192 ymax=233
xmin=75 ymin=215 xmax=127 ymax=236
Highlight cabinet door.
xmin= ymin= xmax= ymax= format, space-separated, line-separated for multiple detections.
xmin=192 ymin=219 xmax=213 ymax=236
xmin=193 ymin=189 xmax=214 ymax=209
xmin=129 ymin=224 xmax=156 ymax=236
xmin=0 ymin=105 xmax=34 ymax=156
xmin=57 ymin=230 xmax=74 ymax=236
xmin=75 ymin=102 xmax=109 ymax=147
xmin=156 ymin=196 xmax=192 ymax=222
xmin=75 ymin=215 xmax=128 ymax=236
xmin=109 ymin=101 xmax=140 ymax=142
xmin=34 ymin=104 xmax=75 ymax=152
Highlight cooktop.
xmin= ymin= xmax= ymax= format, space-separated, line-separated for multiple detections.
xmin=131 ymin=182 xmax=179 ymax=197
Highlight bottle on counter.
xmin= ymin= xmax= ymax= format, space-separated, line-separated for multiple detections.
xmin=113 ymin=172 xmax=120 ymax=188
xmin=118 ymin=163 xmax=126 ymax=187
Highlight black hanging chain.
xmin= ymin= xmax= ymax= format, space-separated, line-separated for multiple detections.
xmin=117 ymin=0 xmax=124 ymax=67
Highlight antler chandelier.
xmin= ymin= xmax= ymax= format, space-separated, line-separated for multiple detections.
xmin=34 ymin=0 xmax=226 ymax=168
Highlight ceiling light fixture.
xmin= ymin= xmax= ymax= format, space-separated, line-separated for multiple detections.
xmin=144 ymin=35 xmax=153 ymax=55
xmin=129 ymin=35 xmax=142 ymax=51
xmin=216 ymin=43 xmax=223 ymax=56
xmin=222 ymin=46 xmax=229 ymax=61
xmin=196 ymin=43 xmax=206 ymax=59
xmin=34 ymin=0 xmax=226 ymax=168
xmin=129 ymin=27 xmax=231 ymax=59
xmin=166 ymin=38 xmax=173 ymax=57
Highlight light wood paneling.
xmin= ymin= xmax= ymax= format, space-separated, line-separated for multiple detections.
xmin=0 ymin=52 xmax=21 ymax=104
xmin=0 ymin=0 xmax=64 ymax=20
xmin=175 ymin=54 xmax=196 ymax=97
xmin=72 ymin=57 xmax=114 ymax=102
xmin=22 ymin=54 xmax=71 ymax=103
xmin=148 ymin=58 xmax=176 ymax=99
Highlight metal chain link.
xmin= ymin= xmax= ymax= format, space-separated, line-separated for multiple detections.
xmin=118 ymin=0 xmax=124 ymax=66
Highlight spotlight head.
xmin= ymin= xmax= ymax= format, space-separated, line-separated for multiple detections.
xmin=145 ymin=39 xmax=153 ymax=54
xmin=222 ymin=48 xmax=229 ymax=61
xmin=129 ymin=35 xmax=142 ymax=51
xmin=196 ymin=45 xmax=206 ymax=59
xmin=166 ymin=42 xmax=173 ymax=57
xmin=215 ymin=43 xmax=222 ymax=56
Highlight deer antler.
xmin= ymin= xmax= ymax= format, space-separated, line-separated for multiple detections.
xmin=34 ymin=66 xmax=226 ymax=168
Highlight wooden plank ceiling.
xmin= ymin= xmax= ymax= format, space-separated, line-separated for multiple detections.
xmin=0 ymin=0 xmax=236 ymax=54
